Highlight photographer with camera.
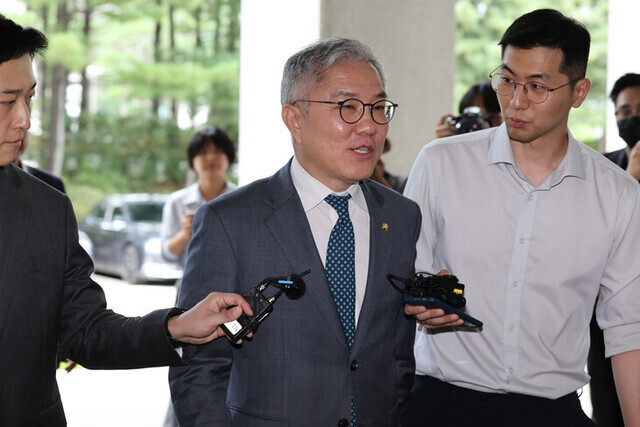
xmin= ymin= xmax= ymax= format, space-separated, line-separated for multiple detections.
xmin=435 ymin=81 xmax=502 ymax=138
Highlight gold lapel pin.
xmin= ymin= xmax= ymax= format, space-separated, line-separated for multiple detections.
xmin=381 ymin=222 xmax=389 ymax=231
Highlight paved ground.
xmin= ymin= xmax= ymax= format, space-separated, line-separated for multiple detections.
xmin=57 ymin=274 xmax=593 ymax=426
xmin=57 ymin=274 xmax=176 ymax=427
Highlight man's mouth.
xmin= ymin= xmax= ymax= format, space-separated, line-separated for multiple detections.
xmin=352 ymin=146 xmax=373 ymax=154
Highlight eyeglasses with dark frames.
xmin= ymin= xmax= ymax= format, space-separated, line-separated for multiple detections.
xmin=489 ymin=66 xmax=580 ymax=104
xmin=292 ymin=98 xmax=398 ymax=125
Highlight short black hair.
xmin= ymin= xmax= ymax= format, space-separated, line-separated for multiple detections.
xmin=458 ymin=81 xmax=500 ymax=115
xmin=0 ymin=14 xmax=48 ymax=65
xmin=499 ymin=9 xmax=590 ymax=80
xmin=610 ymin=73 xmax=640 ymax=105
xmin=187 ymin=126 xmax=236 ymax=168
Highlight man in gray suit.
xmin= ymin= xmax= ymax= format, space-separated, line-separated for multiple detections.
xmin=0 ymin=14 xmax=253 ymax=426
xmin=170 ymin=38 xmax=421 ymax=426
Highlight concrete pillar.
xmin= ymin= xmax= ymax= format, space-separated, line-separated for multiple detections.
xmin=605 ymin=0 xmax=640 ymax=152
xmin=238 ymin=0 xmax=456 ymax=185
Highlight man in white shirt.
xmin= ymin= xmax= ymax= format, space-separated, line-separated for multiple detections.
xmin=404 ymin=9 xmax=640 ymax=427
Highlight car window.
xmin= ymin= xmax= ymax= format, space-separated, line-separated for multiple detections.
xmin=112 ymin=206 xmax=125 ymax=221
xmin=92 ymin=202 xmax=107 ymax=220
xmin=127 ymin=202 xmax=165 ymax=223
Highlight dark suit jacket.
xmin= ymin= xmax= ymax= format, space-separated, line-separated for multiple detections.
xmin=604 ymin=147 xmax=629 ymax=171
xmin=23 ymin=163 xmax=66 ymax=193
xmin=0 ymin=164 xmax=184 ymax=426
xmin=170 ymin=161 xmax=421 ymax=426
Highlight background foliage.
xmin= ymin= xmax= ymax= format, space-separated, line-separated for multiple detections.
xmin=10 ymin=1 xmax=608 ymax=218
xmin=10 ymin=0 xmax=241 ymax=219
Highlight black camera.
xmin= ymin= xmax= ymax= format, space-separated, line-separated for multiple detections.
xmin=388 ymin=272 xmax=466 ymax=308
xmin=446 ymin=106 xmax=487 ymax=134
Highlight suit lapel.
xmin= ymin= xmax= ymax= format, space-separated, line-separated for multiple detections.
xmin=263 ymin=163 xmax=350 ymax=349
xmin=0 ymin=165 xmax=32 ymax=338
xmin=352 ymin=181 xmax=391 ymax=353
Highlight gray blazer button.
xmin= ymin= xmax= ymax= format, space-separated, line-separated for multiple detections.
xmin=338 ymin=419 xmax=349 ymax=427
xmin=350 ymin=360 xmax=358 ymax=370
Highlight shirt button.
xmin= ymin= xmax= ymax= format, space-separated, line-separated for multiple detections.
xmin=350 ymin=360 xmax=358 ymax=371
xmin=528 ymin=194 xmax=534 ymax=201
xmin=519 ymin=238 xmax=525 ymax=245
xmin=513 ymin=281 xmax=518 ymax=287
xmin=509 ymin=325 xmax=514 ymax=332
xmin=509 ymin=367 xmax=514 ymax=375
xmin=338 ymin=419 xmax=349 ymax=427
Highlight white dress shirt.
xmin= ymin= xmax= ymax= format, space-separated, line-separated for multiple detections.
xmin=290 ymin=157 xmax=370 ymax=323
xmin=161 ymin=181 xmax=236 ymax=267
xmin=404 ymin=124 xmax=640 ymax=399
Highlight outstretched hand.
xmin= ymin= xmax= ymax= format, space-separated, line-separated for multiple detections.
xmin=167 ymin=292 xmax=253 ymax=345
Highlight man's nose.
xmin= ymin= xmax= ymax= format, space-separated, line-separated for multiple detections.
xmin=510 ymin=83 xmax=529 ymax=108
xmin=13 ymin=100 xmax=31 ymax=131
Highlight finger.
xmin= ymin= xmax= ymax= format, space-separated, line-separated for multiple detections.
xmin=413 ymin=309 xmax=447 ymax=322
xmin=210 ymin=292 xmax=253 ymax=316
xmin=218 ymin=305 xmax=243 ymax=322
xmin=437 ymin=114 xmax=454 ymax=125
xmin=419 ymin=313 xmax=461 ymax=327
xmin=404 ymin=304 xmax=428 ymax=316
xmin=221 ymin=294 xmax=253 ymax=316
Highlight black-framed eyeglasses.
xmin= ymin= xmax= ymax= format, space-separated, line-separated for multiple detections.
xmin=489 ymin=66 xmax=581 ymax=104
xmin=292 ymin=98 xmax=398 ymax=124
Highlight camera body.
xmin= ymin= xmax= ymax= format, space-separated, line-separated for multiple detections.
xmin=446 ymin=106 xmax=487 ymax=134
xmin=409 ymin=273 xmax=467 ymax=308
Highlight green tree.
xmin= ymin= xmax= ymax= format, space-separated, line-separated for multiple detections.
xmin=15 ymin=0 xmax=241 ymax=214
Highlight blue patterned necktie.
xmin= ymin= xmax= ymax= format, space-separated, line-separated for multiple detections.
xmin=324 ymin=194 xmax=357 ymax=426
xmin=325 ymin=194 xmax=356 ymax=347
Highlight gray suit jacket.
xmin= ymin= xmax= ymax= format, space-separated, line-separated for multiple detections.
xmin=0 ymin=164 xmax=184 ymax=426
xmin=170 ymin=161 xmax=421 ymax=426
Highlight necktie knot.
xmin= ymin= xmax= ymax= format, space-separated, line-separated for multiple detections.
xmin=325 ymin=194 xmax=351 ymax=219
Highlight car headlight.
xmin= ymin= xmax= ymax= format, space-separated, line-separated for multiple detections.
xmin=144 ymin=237 xmax=162 ymax=255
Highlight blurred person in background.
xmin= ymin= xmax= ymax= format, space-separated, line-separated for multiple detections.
xmin=161 ymin=126 xmax=237 ymax=270
xmin=603 ymin=73 xmax=640 ymax=180
xmin=435 ymin=80 xmax=503 ymax=138
xmin=160 ymin=126 xmax=237 ymax=427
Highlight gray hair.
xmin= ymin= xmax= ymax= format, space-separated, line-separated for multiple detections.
xmin=280 ymin=37 xmax=387 ymax=106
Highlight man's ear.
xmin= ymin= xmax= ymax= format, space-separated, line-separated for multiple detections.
xmin=282 ymin=104 xmax=303 ymax=145
xmin=572 ymin=78 xmax=591 ymax=108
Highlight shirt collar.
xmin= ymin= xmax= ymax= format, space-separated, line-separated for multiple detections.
xmin=290 ymin=156 xmax=368 ymax=214
xmin=486 ymin=124 xmax=586 ymax=183
xmin=184 ymin=182 xmax=206 ymax=205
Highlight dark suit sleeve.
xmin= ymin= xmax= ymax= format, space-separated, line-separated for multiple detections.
xmin=57 ymin=195 xmax=183 ymax=368
xmin=394 ymin=202 xmax=421 ymax=422
xmin=169 ymin=204 xmax=237 ymax=425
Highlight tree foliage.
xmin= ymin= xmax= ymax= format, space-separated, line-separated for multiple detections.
xmin=14 ymin=0 xmax=241 ymax=212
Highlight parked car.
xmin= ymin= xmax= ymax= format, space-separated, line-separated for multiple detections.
xmin=79 ymin=193 xmax=183 ymax=284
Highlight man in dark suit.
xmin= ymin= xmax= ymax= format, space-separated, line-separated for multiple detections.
xmin=0 ymin=14 xmax=253 ymax=426
xmin=170 ymin=38 xmax=421 ymax=426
